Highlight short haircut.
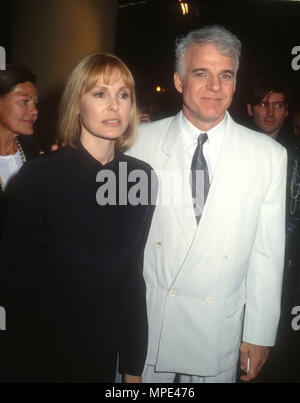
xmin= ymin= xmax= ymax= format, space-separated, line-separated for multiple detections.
xmin=248 ymin=76 xmax=290 ymax=106
xmin=175 ymin=25 xmax=241 ymax=79
xmin=58 ymin=53 xmax=137 ymax=151
xmin=0 ymin=64 xmax=37 ymax=97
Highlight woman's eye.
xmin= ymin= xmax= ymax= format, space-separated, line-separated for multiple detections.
xmin=120 ymin=92 xmax=130 ymax=99
xmin=95 ymin=92 xmax=105 ymax=98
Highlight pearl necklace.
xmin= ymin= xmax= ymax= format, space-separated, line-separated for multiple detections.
xmin=290 ymin=158 xmax=300 ymax=216
xmin=0 ymin=138 xmax=27 ymax=192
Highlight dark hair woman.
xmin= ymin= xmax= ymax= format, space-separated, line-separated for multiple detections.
xmin=0 ymin=64 xmax=38 ymax=238
xmin=0 ymin=64 xmax=38 ymax=189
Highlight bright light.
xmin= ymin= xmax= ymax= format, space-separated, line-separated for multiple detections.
xmin=155 ymin=86 xmax=166 ymax=93
xmin=178 ymin=0 xmax=189 ymax=15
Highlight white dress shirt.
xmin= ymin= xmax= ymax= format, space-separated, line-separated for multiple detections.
xmin=0 ymin=150 xmax=23 ymax=188
xmin=181 ymin=111 xmax=227 ymax=183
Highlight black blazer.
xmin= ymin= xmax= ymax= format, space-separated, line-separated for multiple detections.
xmin=0 ymin=142 xmax=156 ymax=382
xmin=0 ymin=135 xmax=39 ymax=240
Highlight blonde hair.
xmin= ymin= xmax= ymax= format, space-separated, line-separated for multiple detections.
xmin=58 ymin=53 xmax=137 ymax=151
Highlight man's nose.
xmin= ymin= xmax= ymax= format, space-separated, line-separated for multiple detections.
xmin=206 ymin=75 xmax=221 ymax=92
xmin=266 ymin=104 xmax=274 ymax=116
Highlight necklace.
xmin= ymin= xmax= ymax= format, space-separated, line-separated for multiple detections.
xmin=16 ymin=138 xmax=27 ymax=165
xmin=290 ymin=158 xmax=300 ymax=216
xmin=0 ymin=138 xmax=27 ymax=192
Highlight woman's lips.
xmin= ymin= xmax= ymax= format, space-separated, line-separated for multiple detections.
xmin=102 ymin=119 xmax=121 ymax=125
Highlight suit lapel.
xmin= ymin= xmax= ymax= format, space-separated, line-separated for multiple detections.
xmin=160 ymin=113 xmax=197 ymax=247
xmin=172 ymin=115 xmax=241 ymax=285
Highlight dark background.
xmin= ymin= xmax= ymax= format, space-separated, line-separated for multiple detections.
xmin=116 ymin=0 xmax=300 ymax=126
xmin=1 ymin=0 xmax=300 ymax=136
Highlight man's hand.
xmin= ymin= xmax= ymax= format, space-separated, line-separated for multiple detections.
xmin=240 ymin=342 xmax=269 ymax=382
xmin=123 ymin=374 xmax=142 ymax=383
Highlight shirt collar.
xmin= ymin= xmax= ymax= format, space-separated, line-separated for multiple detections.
xmin=181 ymin=111 xmax=228 ymax=148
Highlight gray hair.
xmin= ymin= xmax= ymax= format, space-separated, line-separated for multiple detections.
xmin=175 ymin=25 xmax=241 ymax=78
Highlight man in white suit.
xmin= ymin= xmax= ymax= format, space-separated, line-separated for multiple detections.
xmin=127 ymin=25 xmax=287 ymax=383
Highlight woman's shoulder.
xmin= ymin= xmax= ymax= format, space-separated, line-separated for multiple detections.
xmin=119 ymin=153 xmax=154 ymax=174
xmin=22 ymin=146 xmax=74 ymax=169
xmin=11 ymin=147 xmax=75 ymax=188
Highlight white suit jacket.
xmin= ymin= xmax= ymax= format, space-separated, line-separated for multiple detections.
xmin=127 ymin=112 xmax=287 ymax=376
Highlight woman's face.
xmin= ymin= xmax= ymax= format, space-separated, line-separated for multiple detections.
xmin=79 ymin=74 xmax=131 ymax=143
xmin=0 ymin=81 xmax=38 ymax=136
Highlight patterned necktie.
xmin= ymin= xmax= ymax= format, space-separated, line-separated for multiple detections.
xmin=190 ymin=133 xmax=209 ymax=224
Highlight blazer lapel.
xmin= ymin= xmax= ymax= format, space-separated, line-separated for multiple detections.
xmin=161 ymin=113 xmax=198 ymax=247
xmin=172 ymin=114 xmax=241 ymax=285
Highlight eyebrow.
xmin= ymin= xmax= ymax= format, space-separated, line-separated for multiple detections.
xmin=261 ymin=100 xmax=286 ymax=104
xmin=16 ymin=92 xmax=35 ymax=98
xmin=222 ymin=69 xmax=235 ymax=75
xmin=93 ymin=85 xmax=129 ymax=90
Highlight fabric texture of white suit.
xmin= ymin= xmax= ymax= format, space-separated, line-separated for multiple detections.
xmin=126 ymin=111 xmax=287 ymax=377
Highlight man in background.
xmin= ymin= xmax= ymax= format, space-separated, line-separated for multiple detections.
xmin=247 ymin=76 xmax=300 ymax=382
xmin=246 ymin=76 xmax=290 ymax=145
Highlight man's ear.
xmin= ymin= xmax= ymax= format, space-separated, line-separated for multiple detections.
xmin=285 ymin=104 xmax=289 ymax=118
xmin=174 ymin=72 xmax=183 ymax=94
xmin=247 ymin=104 xmax=253 ymax=117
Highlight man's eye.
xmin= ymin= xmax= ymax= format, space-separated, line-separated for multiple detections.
xmin=259 ymin=103 xmax=267 ymax=107
xmin=275 ymin=103 xmax=284 ymax=108
xmin=21 ymin=99 xmax=29 ymax=105
xmin=195 ymin=72 xmax=206 ymax=78
xmin=221 ymin=74 xmax=233 ymax=79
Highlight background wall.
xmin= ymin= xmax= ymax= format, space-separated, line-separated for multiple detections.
xmin=1 ymin=0 xmax=118 ymax=148
xmin=116 ymin=0 xmax=300 ymax=126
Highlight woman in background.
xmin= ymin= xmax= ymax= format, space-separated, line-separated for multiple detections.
xmin=0 ymin=53 xmax=155 ymax=383
xmin=0 ymin=65 xmax=38 ymax=236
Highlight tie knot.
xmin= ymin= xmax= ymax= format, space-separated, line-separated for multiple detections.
xmin=198 ymin=133 xmax=208 ymax=147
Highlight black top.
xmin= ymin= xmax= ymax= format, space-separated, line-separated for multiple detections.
xmin=0 ymin=135 xmax=39 ymax=239
xmin=0 ymin=141 xmax=156 ymax=382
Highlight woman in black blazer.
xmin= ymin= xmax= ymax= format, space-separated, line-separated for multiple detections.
xmin=0 ymin=54 xmax=156 ymax=383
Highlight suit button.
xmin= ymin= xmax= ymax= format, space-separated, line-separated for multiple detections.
xmin=156 ymin=241 xmax=162 ymax=247
xmin=169 ymin=290 xmax=176 ymax=296
xmin=206 ymin=297 xmax=213 ymax=304
xmin=223 ymin=253 xmax=229 ymax=259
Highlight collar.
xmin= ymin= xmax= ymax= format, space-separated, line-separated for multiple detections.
xmin=181 ymin=111 xmax=228 ymax=149
xmin=73 ymin=138 xmax=121 ymax=169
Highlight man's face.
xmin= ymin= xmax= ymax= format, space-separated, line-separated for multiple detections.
xmin=174 ymin=43 xmax=236 ymax=131
xmin=247 ymin=92 xmax=288 ymax=138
